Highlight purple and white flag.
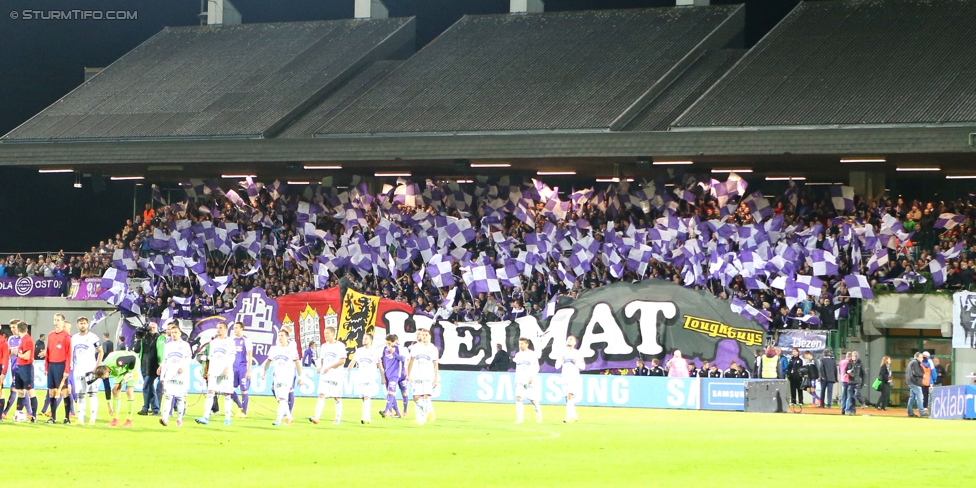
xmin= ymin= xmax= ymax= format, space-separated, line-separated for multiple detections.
xmin=428 ymin=254 xmax=455 ymax=288
xmin=829 ymin=185 xmax=855 ymax=213
xmin=843 ymin=274 xmax=874 ymax=299
xmin=808 ymin=249 xmax=839 ymax=276
xmin=929 ymin=255 xmax=947 ymax=286
xmin=934 ymin=213 xmax=965 ymax=230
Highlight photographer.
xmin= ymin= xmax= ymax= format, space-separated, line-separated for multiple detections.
xmin=132 ymin=322 xmax=162 ymax=416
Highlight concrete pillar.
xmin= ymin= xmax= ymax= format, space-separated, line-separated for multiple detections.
xmin=849 ymin=171 xmax=886 ymax=202
xmin=355 ymin=0 xmax=389 ymax=19
xmin=511 ymin=0 xmax=544 ymax=14
xmin=207 ymin=0 xmax=241 ymax=25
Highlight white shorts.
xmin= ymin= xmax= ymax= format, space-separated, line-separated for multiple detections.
xmin=273 ymin=376 xmax=294 ymax=401
xmin=318 ymin=370 xmax=344 ymax=398
xmin=72 ymin=372 xmax=95 ymax=396
xmin=516 ymin=379 xmax=542 ymax=402
xmin=163 ymin=376 xmax=190 ymax=398
xmin=411 ymin=378 xmax=434 ymax=397
xmin=207 ymin=371 xmax=233 ymax=394
xmin=561 ymin=376 xmax=582 ymax=399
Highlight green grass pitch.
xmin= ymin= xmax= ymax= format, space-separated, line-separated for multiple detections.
xmin=5 ymin=396 xmax=974 ymax=486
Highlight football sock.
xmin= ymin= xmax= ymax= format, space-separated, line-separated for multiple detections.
xmin=51 ymin=396 xmax=62 ymax=420
xmin=276 ymin=400 xmax=288 ymax=423
xmin=362 ymin=398 xmax=371 ymax=421
xmin=0 ymin=398 xmax=5 ymax=415
xmin=515 ymin=400 xmax=524 ymax=421
xmin=242 ymin=393 xmax=249 ymax=414
xmin=334 ymin=399 xmax=342 ymax=421
xmin=414 ymin=400 xmax=424 ymax=421
xmin=65 ymin=396 xmax=73 ymax=417
xmin=29 ymin=397 xmax=37 ymax=417
xmin=223 ymin=396 xmax=233 ymax=421
xmin=231 ymin=392 xmax=243 ymax=409
xmin=426 ymin=398 xmax=434 ymax=418
xmin=288 ymin=390 xmax=295 ymax=412
xmin=127 ymin=399 xmax=135 ymax=421
xmin=385 ymin=393 xmax=395 ymax=412
xmin=41 ymin=393 xmax=50 ymax=413
xmin=161 ymin=395 xmax=173 ymax=422
xmin=177 ymin=397 xmax=186 ymax=422
xmin=17 ymin=397 xmax=25 ymax=412
xmin=77 ymin=395 xmax=86 ymax=424
xmin=203 ymin=394 xmax=215 ymax=420
xmin=314 ymin=397 xmax=325 ymax=420
xmin=532 ymin=402 xmax=542 ymax=415
xmin=402 ymin=395 xmax=408 ymax=414
xmin=88 ymin=392 xmax=99 ymax=423
xmin=3 ymin=392 xmax=15 ymax=415
xmin=114 ymin=398 xmax=122 ymax=419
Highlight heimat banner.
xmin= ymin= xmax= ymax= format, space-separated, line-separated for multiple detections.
xmin=123 ymin=280 xmax=765 ymax=370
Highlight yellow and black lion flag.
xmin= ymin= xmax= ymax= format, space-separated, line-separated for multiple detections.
xmin=337 ymin=288 xmax=379 ymax=359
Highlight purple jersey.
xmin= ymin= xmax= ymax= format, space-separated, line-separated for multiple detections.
xmin=8 ymin=335 xmax=20 ymax=372
xmin=382 ymin=344 xmax=406 ymax=381
xmin=233 ymin=336 xmax=253 ymax=369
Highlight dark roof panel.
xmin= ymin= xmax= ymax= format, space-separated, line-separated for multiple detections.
xmin=316 ymin=6 xmax=740 ymax=135
xmin=625 ymin=49 xmax=744 ymax=132
xmin=674 ymin=0 xmax=976 ymax=128
xmin=278 ymin=61 xmax=402 ymax=139
xmin=3 ymin=18 xmax=412 ymax=142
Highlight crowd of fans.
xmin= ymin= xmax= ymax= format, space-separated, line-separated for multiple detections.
xmin=4 ymin=175 xmax=976 ymax=333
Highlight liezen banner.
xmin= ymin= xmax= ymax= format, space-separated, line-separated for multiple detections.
xmin=0 ymin=277 xmax=66 ymax=297
xmin=775 ymin=330 xmax=827 ymax=353
xmin=68 ymin=278 xmax=103 ymax=300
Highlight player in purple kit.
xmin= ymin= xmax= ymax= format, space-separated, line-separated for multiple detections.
xmin=379 ymin=334 xmax=408 ymax=418
xmin=2 ymin=319 xmax=23 ymax=420
xmin=230 ymin=322 xmax=253 ymax=418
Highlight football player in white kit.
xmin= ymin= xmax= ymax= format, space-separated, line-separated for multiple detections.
xmin=513 ymin=337 xmax=542 ymax=424
xmin=310 ymin=326 xmax=347 ymax=425
xmin=159 ymin=324 xmax=192 ymax=427
xmin=264 ymin=329 xmax=303 ymax=426
xmin=346 ymin=334 xmax=381 ymax=424
xmin=555 ymin=335 xmax=584 ymax=423
xmin=69 ymin=317 xmax=103 ymax=425
xmin=407 ymin=328 xmax=439 ymax=426
xmin=195 ymin=322 xmax=236 ymax=426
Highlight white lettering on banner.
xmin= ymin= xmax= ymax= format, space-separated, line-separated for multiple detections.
xmin=790 ymin=338 xmax=825 ymax=349
xmin=441 ymin=321 xmax=486 ymax=366
xmin=579 ymin=303 xmax=633 ymax=358
xmin=624 ymin=301 xmax=673 ymax=355
xmin=252 ymin=369 xmax=267 ymax=392
xmin=586 ymin=377 xmax=609 ymax=404
xmin=495 ymin=375 xmax=514 ymax=401
xmin=485 ymin=321 xmax=510 ymax=355
xmin=514 ymin=310 xmax=572 ymax=362
xmin=477 ymin=374 xmax=493 ymax=401
xmin=192 ymin=366 xmax=206 ymax=392
xmin=666 ymin=379 xmax=699 ymax=408
xmin=611 ymin=378 xmax=629 ymax=404
xmin=545 ymin=375 xmax=561 ymax=403
xmin=931 ymin=388 xmax=968 ymax=418
xmin=384 ymin=310 xmax=417 ymax=345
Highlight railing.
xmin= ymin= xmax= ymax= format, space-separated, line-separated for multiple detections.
xmin=826 ymin=298 xmax=862 ymax=358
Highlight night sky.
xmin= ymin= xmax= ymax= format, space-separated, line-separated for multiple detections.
xmin=0 ymin=0 xmax=800 ymax=252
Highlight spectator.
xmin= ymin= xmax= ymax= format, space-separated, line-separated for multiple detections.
xmin=875 ymin=355 xmax=892 ymax=411
xmin=35 ymin=333 xmax=46 ymax=360
xmin=920 ymin=351 xmax=934 ymax=409
xmin=758 ymin=347 xmax=778 ymax=379
xmin=933 ymin=357 xmax=946 ymax=386
xmin=906 ymin=352 xmax=927 ymax=417
xmin=838 ymin=352 xmax=852 ymax=414
xmin=666 ymin=350 xmax=689 ymax=378
xmin=801 ymin=351 xmax=819 ymax=406
xmin=647 ymin=359 xmax=665 ymax=376
xmin=818 ymin=349 xmax=837 ymax=409
xmin=633 ymin=359 xmax=650 ymax=376
xmin=487 ymin=344 xmax=512 ymax=371
xmin=786 ymin=348 xmax=804 ymax=405
xmin=844 ymin=351 xmax=864 ymax=415
xmin=132 ymin=323 xmax=161 ymax=416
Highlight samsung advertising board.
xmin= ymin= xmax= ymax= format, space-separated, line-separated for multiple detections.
xmin=699 ymin=378 xmax=747 ymax=411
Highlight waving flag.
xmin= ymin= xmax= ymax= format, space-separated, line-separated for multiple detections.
xmin=929 ymin=255 xmax=948 ymax=286
xmin=844 ymin=274 xmax=874 ymax=299
xmin=934 ymin=213 xmax=965 ymax=230
xmin=829 ymin=185 xmax=855 ymax=213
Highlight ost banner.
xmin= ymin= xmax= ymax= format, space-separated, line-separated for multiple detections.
xmin=0 ymin=277 xmax=66 ymax=297
xmin=169 ymin=280 xmax=764 ymax=371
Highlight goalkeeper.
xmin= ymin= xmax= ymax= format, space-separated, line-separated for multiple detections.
xmin=93 ymin=350 xmax=141 ymax=428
